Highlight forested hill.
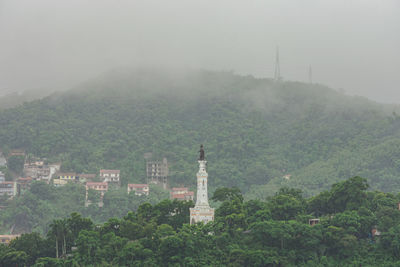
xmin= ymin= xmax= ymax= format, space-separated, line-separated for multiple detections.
xmin=1 ymin=69 xmax=400 ymax=196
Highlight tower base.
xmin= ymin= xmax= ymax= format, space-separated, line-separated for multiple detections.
xmin=190 ymin=206 xmax=214 ymax=225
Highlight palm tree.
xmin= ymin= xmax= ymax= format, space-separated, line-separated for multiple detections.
xmin=49 ymin=219 xmax=69 ymax=258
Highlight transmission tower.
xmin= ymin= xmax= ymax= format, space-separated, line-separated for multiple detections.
xmin=274 ymin=47 xmax=281 ymax=81
xmin=308 ymin=65 xmax=312 ymax=84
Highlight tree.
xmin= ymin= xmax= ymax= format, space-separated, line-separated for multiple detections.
xmin=268 ymin=194 xmax=304 ymax=221
xmin=159 ymin=235 xmax=184 ymax=265
xmin=86 ymin=189 xmax=101 ymax=204
xmin=328 ymin=176 xmax=369 ymax=213
xmin=212 ymin=187 xmax=243 ymax=203
xmin=117 ymin=241 xmax=154 ymax=266
xmin=75 ymin=230 xmax=100 ymax=264
xmin=9 ymin=232 xmax=52 ymax=265
xmin=307 ymin=191 xmax=331 ymax=216
xmin=0 ymin=250 xmax=28 ymax=266
xmin=6 ymin=155 xmax=24 ymax=175
xmin=67 ymin=212 xmax=94 ymax=243
xmin=48 ymin=219 xmax=69 ymax=258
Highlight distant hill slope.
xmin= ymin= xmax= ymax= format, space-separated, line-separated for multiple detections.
xmin=0 ymin=88 xmax=56 ymax=110
xmin=1 ymin=69 xmax=399 ymax=196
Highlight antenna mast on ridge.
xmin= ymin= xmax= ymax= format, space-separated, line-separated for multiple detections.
xmin=308 ymin=65 xmax=312 ymax=84
xmin=274 ymin=46 xmax=281 ymax=81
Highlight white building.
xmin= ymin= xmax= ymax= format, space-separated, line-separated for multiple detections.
xmin=100 ymin=169 xmax=120 ymax=185
xmin=170 ymin=187 xmax=194 ymax=201
xmin=0 ymin=182 xmax=17 ymax=198
xmin=190 ymin=150 xmax=214 ymax=224
xmin=127 ymin=184 xmax=149 ymax=196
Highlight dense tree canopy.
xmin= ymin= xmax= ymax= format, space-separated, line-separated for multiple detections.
xmin=1 ymin=177 xmax=400 ymax=266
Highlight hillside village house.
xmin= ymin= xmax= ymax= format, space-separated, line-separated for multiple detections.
xmin=127 ymin=184 xmax=149 ymax=196
xmin=0 ymin=181 xmax=17 ymax=198
xmin=57 ymin=173 xmax=78 ymax=181
xmin=86 ymin=182 xmax=108 ymax=197
xmin=53 ymin=172 xmax=77 ymax=186
xmin=85 ymin=182 xmax=108 ymax=207
xmin=100 ymin=169 xmax=120 ymax=185
xmin=0 ymin=235 xmax=20 ymax=245
xmin=9 ymin=149 xmax=25 ymax=157
xmin=170 ymin=187 xmax=194 ymax=201
xmin=53 ymin=179 xmax=68 ymax=187
xmin=24 ymin=161 xmax=51 ymax=181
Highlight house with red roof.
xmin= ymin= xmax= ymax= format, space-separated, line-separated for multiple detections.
xmin=100 ymin=169 xmax=120 ymax=185
xmin=127 ymin=184 xmax=149 ymax=196
xmin=170 ymin=187 xmax=194 ymax=201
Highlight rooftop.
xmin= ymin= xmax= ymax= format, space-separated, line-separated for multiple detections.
xmin=58 ymin=172 xmax=77 ymax=176
xmin=171 ymin=191 xmax=194 ymax=199
xmin=128 ymin=184 xmax=149 ymax=188
xmin=100 ymin=169 xmax=120 ymax=174
xmin=86 ymin=182 xmax=108 ymax=186
xmin=17 ymin=177 xmax=33 ymax=182
xmin=171 ymin=191 xmax=194 ymax=196
xmin=0 ymin=181 xmax=15 ymax=185
xmin=171 ymin=187 xmax=189 ymax=191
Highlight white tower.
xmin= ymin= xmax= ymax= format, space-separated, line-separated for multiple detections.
xmin=190 ymin=146 xmax=214 ymax=224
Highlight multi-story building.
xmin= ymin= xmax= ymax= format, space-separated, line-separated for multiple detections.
xmin=24 ymin=161 xmax=51 ymax=181
xmin=100 ymin=170 xmax=120 ymax=185
xmin=53 ymin=172 xmax=77 ymax=186
xmin=86 ymin=182 xmax=108 ymax=196
xmin=57 ymin=173 xmax=77 ymax=181
xmin=0 ymin=182 xmax=17 ymax=198
xmin=127 ymin=184 xmax=149 ymax=196
xmin=53 ymin=179 xmax=68 ymax=187
xmin=9 ymin=149 xmax=25 ymax=157
xmin=85 ymin=182 xmax=108 ymax=207
xmin=170 ymin=187 xmax=194 ymax=201
xmin=146 ymin=158 xmax=168 ymax=189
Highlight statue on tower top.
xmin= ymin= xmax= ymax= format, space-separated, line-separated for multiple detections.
xmin=199 ymin=144 xmax=205 ymax=161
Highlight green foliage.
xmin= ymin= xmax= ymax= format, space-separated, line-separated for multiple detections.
xmin=2 ymin=177 xmax=400 ymax=266
xmin=2 ymin=70 xmax=400 ymax=265
xmin=1 ymin=69 xmax=400 ymax=199
xmin=212 ymin=187 xmax=243 ymax=203
xmin=9 ymin=232 xmax=52 ymax=265
xmin=0 ymin=181 xmax=170 ymax=234
xmin=329 ymin=176 xmax=369 ymax=212
xmin=86 ymin=189 xmax=101 ymax=203
xmin=7 ymin=155 xmax=24 ymax=175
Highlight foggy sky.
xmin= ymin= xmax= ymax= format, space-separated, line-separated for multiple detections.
xmin=0 ymin=0 xmax=399 ymax=103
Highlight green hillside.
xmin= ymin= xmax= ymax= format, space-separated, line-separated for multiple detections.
xmin=1 ymin=69 xmax=400 ymax=196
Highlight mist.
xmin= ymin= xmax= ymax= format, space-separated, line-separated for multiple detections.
xmin=0 ymin=0 xmax=399 ymax=103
